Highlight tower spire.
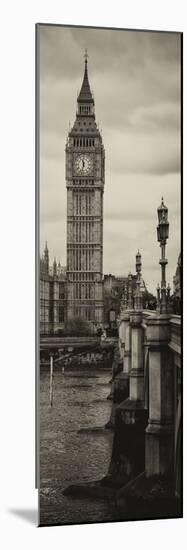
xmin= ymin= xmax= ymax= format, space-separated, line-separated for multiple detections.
xmin=53 ymin=256 xmax=57 ymax=277
xmin=77 ymin=50 xmax=94 ymax=108
xmin=84 ymin=48 xmax=88 ymax=64
xmin=44 ymin=241 xmax=49 ymax=259
xmin=44 ymin=241 xmax=49 ymax=274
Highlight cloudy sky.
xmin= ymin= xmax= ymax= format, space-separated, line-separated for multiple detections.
xmin=39 ymin=25 xmax=181 ymax=294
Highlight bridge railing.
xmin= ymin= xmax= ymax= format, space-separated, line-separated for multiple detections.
xmin=118 ymin=308 xmax=181 ymax=494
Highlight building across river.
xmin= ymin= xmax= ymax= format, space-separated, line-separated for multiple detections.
xmin=40 ymin=243 xmax=147 ymax=335
xmin=39 ymin=55 xmax=150 ymax=335
xmin=40 ymin=242 xmax=66 ymax=335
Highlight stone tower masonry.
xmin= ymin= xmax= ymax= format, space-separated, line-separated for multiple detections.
xmin=65 ymin=52 xmax=105 ymax=325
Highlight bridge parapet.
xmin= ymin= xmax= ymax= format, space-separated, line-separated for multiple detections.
xmin=116 ymin=307 xmax=181 ymax=500
xmin=169 ymin=316 xmax=181 ymax=355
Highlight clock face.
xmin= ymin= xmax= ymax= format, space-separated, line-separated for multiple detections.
xmin=74 ymin=154 xmax=93 ymax=176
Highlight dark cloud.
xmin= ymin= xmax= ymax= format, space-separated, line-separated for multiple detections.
xmin=40 ymin=25 xmax=180 ymax=80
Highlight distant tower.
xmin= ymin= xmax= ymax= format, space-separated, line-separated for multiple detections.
xmin=53 ymin=257 xmax=57 ymax=277
xmin=44 ymin=241 xmax=49 ymax=274
xmin=65 ymin=51 xmax=105 ymax=324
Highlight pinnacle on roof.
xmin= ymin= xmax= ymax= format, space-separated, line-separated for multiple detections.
xmin=77 ymin=49 xmax=94 ymax=104
xmin=158 ymin=197 xmax=168 ymax=213
xmin=44 ymin=241 xmax=49 ymax=259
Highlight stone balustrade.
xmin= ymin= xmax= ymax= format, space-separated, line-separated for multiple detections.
xmin=115 ymin=306 xmax=181 ymax=515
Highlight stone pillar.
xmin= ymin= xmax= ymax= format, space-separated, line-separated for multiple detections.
xmin=108 ymin=308 xmax=147 ymax=482
xmin=122 ymin=312 xmax=131 ymax=375
xmin=129 ymin=311 xmax=144 ymax=402
xmin=111 ymin=312 xmax=132 ymax=405
xmin=118 ymin=318 xmax=125 ymax=361
xmin=145 ymin=314 xmax=174 ymax=477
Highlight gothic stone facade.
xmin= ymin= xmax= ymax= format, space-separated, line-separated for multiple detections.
xmin=173 ymin=252 xmax=181 ymax=299
xmin=39 ymin=244 xmax=147 ymax=334
xmin=103 ymin=273 xmax=146 ymax=325
xmin=40 ymin=243 xmax=66 ymax=335
xmin=65 ymin=55 xmax=105 ymax=326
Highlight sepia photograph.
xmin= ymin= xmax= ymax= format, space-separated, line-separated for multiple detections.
xmin=37 ymin=24 xmax=182 ymax=526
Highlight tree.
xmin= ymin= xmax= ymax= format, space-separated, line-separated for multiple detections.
xmin=168 ymin=295 xmax=181 ymax=315
xmin=64 ymin=317 xmax=93 ymax=336
xmin=142 ymin=290 xmax=157 ymax=310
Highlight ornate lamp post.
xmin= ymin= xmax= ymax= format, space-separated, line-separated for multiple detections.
xmin=145 ymin=200 xmax=173 ymax=481
xmin=156 ymin=283 xmax=161 ymax=312
xmin=120 ymin=282 xmax=128 ymax=315
xmin=135 ymin=250 xmax=143 ymax=310
xmin=127 ymin=272 xmax=134 ymax=310
xmin=167 ymin=283 xmax=171 ymax=299
xmin=157 ymin=197 xmax=169 ymax=314
xmin=124 ymin=282 xmax=128 ymax=310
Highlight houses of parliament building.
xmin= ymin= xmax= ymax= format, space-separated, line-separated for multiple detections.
xmin=40 ymin=240 xmax=143 ymax=335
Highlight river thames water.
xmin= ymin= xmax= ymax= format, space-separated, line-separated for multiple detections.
xmin=40 ymin=366 xmax=123 ymax=526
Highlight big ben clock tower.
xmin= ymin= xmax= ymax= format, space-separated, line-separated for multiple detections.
xmin=65 ymin=51 xmax=105 ymax=325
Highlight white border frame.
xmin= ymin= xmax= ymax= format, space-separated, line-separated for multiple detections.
xmin=0 ymin=1 xmax=186 ymax=548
